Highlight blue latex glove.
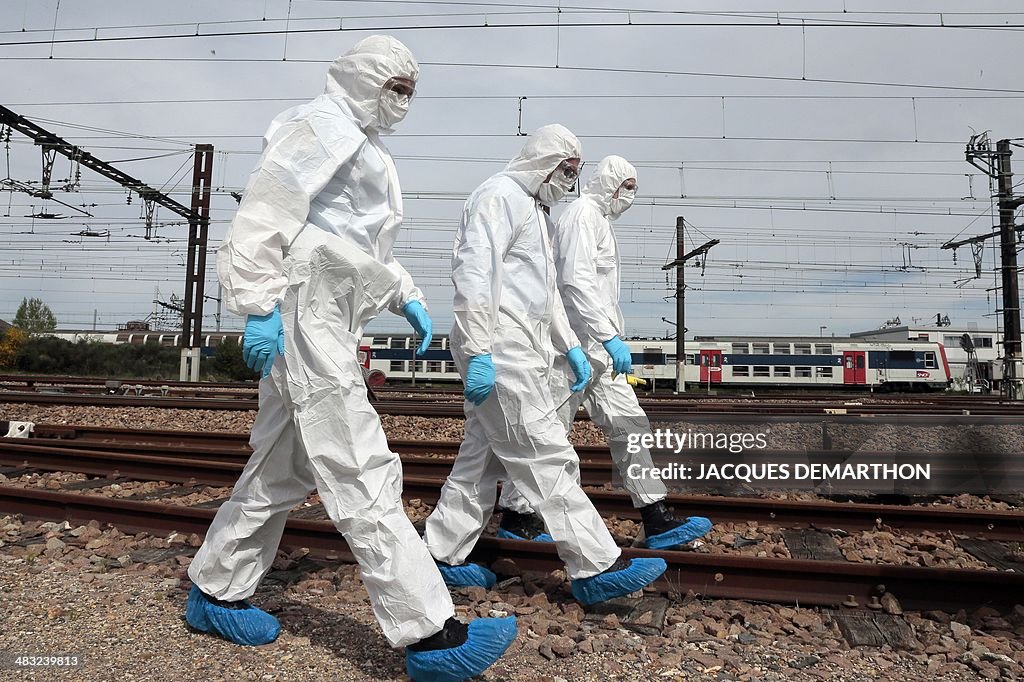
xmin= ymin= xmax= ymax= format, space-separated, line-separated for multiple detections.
xmin=602 ymin=335 xmax=632 ymax=375
xmin=403 ymin=300 xmax=432 ymax=357
xmin=464 ymin=354 xmax=495 ymax=405
xmin=243 ymin=305 xmax=284 ymax=378
xmin=566 ymin=346 xmax=592 ymax=393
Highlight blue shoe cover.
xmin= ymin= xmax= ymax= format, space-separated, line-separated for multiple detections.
xmin=437 ymin=563 xmax=497 ymax=589
xmin=644 ymin=516 xmax=713 ymax=550
xmin=496 ymin=528 xmax=555 ymax=543
xmin=570 ymin=558 xmax=667 ymax=606
xmin=185 ymin=584 xmax=281 ymax=645
xmin=406 ymin=616 xmax=517 ymax=682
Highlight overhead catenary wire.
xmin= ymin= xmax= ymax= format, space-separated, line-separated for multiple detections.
xmin=6 ymin=10 xmax=1024 ymax=52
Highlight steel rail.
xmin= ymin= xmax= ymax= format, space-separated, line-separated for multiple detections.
xmin=4 ymin=389 xmax=1024 ymax=416
xmin=1 ymin=485 xmax=1020 ymax=612
xmin=2 ymin=439 xmax=1021 ymax=541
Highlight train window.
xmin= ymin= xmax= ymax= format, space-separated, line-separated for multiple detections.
xmin=388 ymin=337 xmax=406 ymax=349
xmin=428 ymin=337 xmax=443 ymax=349
xmin=889 ymin=350 xmax=915 ymax=362
xmin=815 ymin=344 xmax=832 ymax=354
xmin=794 ymin=344 xmax=812 ymax=355
xmin=752 ymin=343 xmax=769 ymax=354
xmin=731 ymin=343 xmax=749 ymax=354
xmin=733 ymin=366 xmax=749 ymax=376
xmin=942 ymin=335 xmax=960 ymax=346
xmin=753 ymin=366 xmax=770 ymax=377
xmin=773 ymin=343 xmax=790 ymax=354
xmin=427 ymin=361 xmax=442 ymax=372
xmin=773 ymin=366 xmax=791 ymax=377
xmin=795 ymin=366 xmax=812 ymax=377
xmin=974 ymin=336 xmax=993 ymax=348
xmin=390 ymin=361 xmax=406 ymax=372
xmin=685 ymin=354 xmax=696 ymax=365
xmin=444 ymin=361 xmax=457 ymax=373
xmin=666 ymin=354 xmax=676 ymax=364
xmin=412 ymin=361 xmax=425 ymax=373
xmin=640 ymin=350 xmax=665 ymax=364
xmin=816 ymin=367 xmax=833 ymax=378
xmin=372 ymin=337 xmax=387 ymax=346
xmin=924 ymin=352 xmax=936 ymax=368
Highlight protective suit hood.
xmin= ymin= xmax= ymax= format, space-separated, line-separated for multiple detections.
xmin=502 ymin=124 xmax=581 ymax=197
xmin=325 ymin=35 xmax=419 ymax=133
xmin=582 ymin=155 xmax=636 ymax=217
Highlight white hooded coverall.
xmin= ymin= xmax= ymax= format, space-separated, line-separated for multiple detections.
xmin=423 ymin=125 xmax=622 ymax=579
xmin=188 ymin=35 xmax=454 ymax=648
xmin=498 ymin=156 xmax=667 ymax=512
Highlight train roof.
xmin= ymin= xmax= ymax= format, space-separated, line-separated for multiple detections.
xmin=691 ymin=335 xmax=856 ymax=343
xmin=850 ymin=326 xmax=999 ymax=337
xmin=52 ymin=329 xmax=243 ymax=335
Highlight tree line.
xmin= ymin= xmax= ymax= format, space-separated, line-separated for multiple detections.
xmin=1 ymin=297 xmax=256 ymax=381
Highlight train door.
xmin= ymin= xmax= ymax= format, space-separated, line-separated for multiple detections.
xmin=843 ymin=351 xmax=866 ymax=385
xmin=699 ymin=349 xmax=723 ymax=384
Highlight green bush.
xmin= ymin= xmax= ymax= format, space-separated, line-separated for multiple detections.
xmin=209 ymin=338 xmax=259 ymax=381
xmin=7 ymin=335 xmax=259 ymax=381
xmin=14 ymin=337 xmax=180 ymax=378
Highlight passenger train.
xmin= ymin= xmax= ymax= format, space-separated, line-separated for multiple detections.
xmin=48 ymin=331 xmax=952 ymax=391
xmin=358 ymin=334 xmax=952 ymax=392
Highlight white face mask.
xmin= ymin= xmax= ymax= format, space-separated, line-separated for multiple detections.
xmin=608 ymin=188 xmax=635 ymax=219
xmin=538 ymin=182 xmax=565 ymax=206
xmin=538 ymin=170 xmax=576 ymax=207
xmin=377 ymin=89 xmax=411 ymax=131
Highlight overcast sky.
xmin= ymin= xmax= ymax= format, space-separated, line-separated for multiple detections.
xmin=2 ymin=0 xmax=1023 ymax=341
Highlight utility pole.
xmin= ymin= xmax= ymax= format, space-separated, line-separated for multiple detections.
xmin=0 ymin=105 xmax=215 ymax=381
xmin=661 ymin=217 xmax=719 ymax=393
xmin=180 ymin=145 xmax=214 ymax=381
xmin=943 ymin=133 xmax=1024 ymax=400
xmin=674 ymin=218 xmax=685 ymax=393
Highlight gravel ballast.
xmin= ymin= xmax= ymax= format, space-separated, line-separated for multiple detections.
xmin=3 ymin=515 xmax=1021 ymax=681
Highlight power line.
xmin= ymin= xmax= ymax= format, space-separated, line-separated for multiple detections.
xmin=7 ymin=12 xmax=1024 ymax=52
xmin=422 ymin=61 xmax=1024 ymax=95
xmin=35 ymin=132 xmax=975 ymax=146
xmin=12 ymin=94 xmax=1024 ymax=107
xmin=12 ymin=5 xmax=1024 ymax=40
xmin=3 ymin=54 xmax=1020 ymax=95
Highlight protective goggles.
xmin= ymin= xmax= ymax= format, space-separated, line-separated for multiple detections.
xmin=554 ymin=159 xmax=581 ymax=184
xmin=383 ymin=76 xmax=417 ymax=100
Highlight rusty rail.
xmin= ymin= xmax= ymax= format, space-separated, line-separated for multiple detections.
xmin=1 ymin=485 xmax=1021 ymax=612
xmin=2 ymin=436 xmax=1022 ymax=541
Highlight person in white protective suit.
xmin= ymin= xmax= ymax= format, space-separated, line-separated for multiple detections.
xmin=495 ymin=155 xmax=713 ymax=550
xmin=184 ymin=35 xmax=516 ymax=682
xmin=422 ymin=126 xmax=667 ymax=606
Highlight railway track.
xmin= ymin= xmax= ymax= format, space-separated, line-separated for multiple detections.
xmin=4 ymin=373 xmax=1018 ymax=405
xmin=1 ymin=483 xmax=1021 ymax=613
xmin=2 ymin=425 xmax=1022 ymax=541
xmin=4 ymin=388 xmax=1024 ymax=417
xmin=2 ymin=424 xmax=1023 ymax=611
